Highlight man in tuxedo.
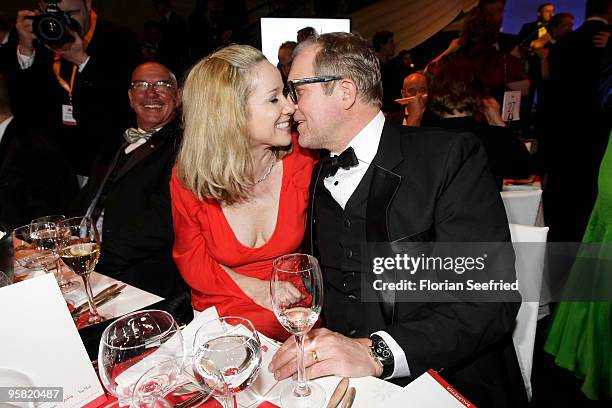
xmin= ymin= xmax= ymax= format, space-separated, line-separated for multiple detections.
xmin=543 ymin=0 xmax=612 ymax=241
xmin=76 ymin=61 xmax=187 ymax=304
xmin=0 ymin=73 xmax=78 ymax=229
xmin=517 ymin=3 xmax=555 ymax=49
xmin=269 ymin=32 xmax=528 ymax=407
xmin=9 ymin=0 xmax=141 ymax=177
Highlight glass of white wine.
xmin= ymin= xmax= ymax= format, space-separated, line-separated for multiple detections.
xmin=57 ymin=216 xmax=104 ymax=324
xmin=271 ymin=253 xmax=325 ymax=408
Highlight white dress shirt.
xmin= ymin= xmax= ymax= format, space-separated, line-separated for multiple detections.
xmin=0 ymin=115 xmax=14 ymax=146
xmin=322 ymin=110 xmax=411 ymax=379
xmin=17 ymin=47 xmax=90 ymax=72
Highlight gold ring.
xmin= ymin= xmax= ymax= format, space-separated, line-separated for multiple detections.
xmin=311 ymin=349 xmax=319 ymax=363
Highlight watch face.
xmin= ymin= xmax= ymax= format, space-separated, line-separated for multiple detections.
xmin=375 ymin=339 xmax=392 ymax=360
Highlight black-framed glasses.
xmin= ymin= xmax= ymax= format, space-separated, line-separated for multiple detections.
xmin=130 ymin=80 xmax=176 ymax=94
xmin=287 ymin=76 xmax=341 ymax=104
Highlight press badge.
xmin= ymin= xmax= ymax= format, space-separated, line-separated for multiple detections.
xmin=62 ymin=104 xmax=77 ymax=126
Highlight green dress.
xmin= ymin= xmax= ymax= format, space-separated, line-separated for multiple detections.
xmin=544 ymin=132 xmax=612 ymax=400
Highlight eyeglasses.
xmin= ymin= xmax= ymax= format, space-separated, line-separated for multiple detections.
xmin=130 ymin=80 xmax=176 ymax=94
xmin=286 ymin=76 xmax=341 ymax=104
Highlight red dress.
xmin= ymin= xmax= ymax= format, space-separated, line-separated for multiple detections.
xmin=170 ymin=143 xmax=315 ymax=341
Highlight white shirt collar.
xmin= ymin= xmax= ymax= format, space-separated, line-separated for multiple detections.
xmin=0 ymin=32 xmax=8 ymax=46
xmin=586 ymin=16 xmax=609 ymax=24
xmin=0 ymin=115 xmax=14 ymax=146
xmin=331 ymin=110 xmax=385 ymax=166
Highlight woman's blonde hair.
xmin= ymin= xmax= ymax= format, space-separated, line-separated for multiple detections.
xmin=177 ymin=44 xmax=286 ymax=204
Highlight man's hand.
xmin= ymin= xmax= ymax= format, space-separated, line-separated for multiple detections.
xmin=593 ymin=31 xmax=610 ymax=48
xmin=268 ymin=328 xmax=383 ymax=380
xmin=481 ymin=96 xmax=506 ymax=127
xmin=16 ymin=10 xmax=38 ymax=56
xmin=403 ymin=95 xmax=427 ymax=127
xmin=51 ymin=28 xmax=88 ymax=65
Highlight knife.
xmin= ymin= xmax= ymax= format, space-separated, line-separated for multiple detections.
xmin=327 ymin=377 xmax=349 ymax=408
xmin=71 ymin=283 xmax=122 ymax=316
xmin=73 ymin=290 xmax=123 ymax=320
xmin=340 ymin=387 xmax=356 ymax=408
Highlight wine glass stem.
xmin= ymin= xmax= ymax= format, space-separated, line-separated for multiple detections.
xmin=81 ymin=274 xmax=100 ymax=317
xmin=294 ymin=334 xmax=310 ymax=396
xmin=54 ymin=259 xmax=68 ymax=286
xmin=222 ymin=386 xmax=234 ymax=408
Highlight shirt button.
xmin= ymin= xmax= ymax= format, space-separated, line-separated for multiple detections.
xmin=345 ymin=249 xmax=353 ymax=259
xmin=343 ymin=219 xmax=351 ymax=228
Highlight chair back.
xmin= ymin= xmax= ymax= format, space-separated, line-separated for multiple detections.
xmin=509 ymin=223 xmax=549 ymax=400
xmin=501 ymin=189 xmax=543 ymax=226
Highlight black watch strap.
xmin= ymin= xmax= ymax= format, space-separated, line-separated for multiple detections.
xmin=370 ymin=334 xmax=394 ymax=379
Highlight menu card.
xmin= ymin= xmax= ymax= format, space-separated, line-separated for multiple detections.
xmin=376 ymin=369 xmax=475 ymax=407
xmin=0 ymin=274 xmax=106 ymax=408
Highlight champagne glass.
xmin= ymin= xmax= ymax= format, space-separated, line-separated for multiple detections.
xmin=132 ymin=355 xmax=217 ymax=408
xmin=271 ymin=253 xmax=325 ymax=408
xmin=193 ymin=317 xmax=262 ymax=408
xmin=98 ymin=309 xmax=185 ymax=407
xmin=29 ymin=217 xmax=78 ymax=293
xmin=57 ymin=216 xmax=103 ymax=323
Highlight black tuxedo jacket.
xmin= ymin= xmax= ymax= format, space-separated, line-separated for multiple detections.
xmin=544 ymin=19 xmax=611 ymax=241
xmin=4 ymin=19 xmax=141 ymax=175
xmin=517 ymin=21 xmax=546 ymax=48
xmin=75 ymin=122 xmax=188 ymax=302
xmin=0 ymin=118 xmax=78 ymax=229
xmin=308 ymin=121 xmax=528 ymax=407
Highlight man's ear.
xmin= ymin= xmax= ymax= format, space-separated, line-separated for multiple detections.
xmin=175 ymin=88 xmax=183 ymax=108
xmin=127 ymin=89 xmax=134 ymax=109
xmin=338 ymin=78 xmax=358 ymax=110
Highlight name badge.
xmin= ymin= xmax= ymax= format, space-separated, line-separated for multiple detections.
xmin=501 ymin=91 xmax=521 ymax=122
xmin=62 ymin=104 xmax=77 ymax=126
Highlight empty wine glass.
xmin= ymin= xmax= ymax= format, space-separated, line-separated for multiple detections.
xmin=29 ymin=218 xmax=78 ymax=293
xmin=98 ymin=309 xmax=185 ymax=407
xmin=12 ymin=224 xmax=47 ymax=272
xmin=132 ymin=355 xmax=217 ymax=408
xmin=193 ymin=317 xmax=262 ymax=408
xmin=271 ymin=253 xmax=325 ymax=408
xmin=57 ymin=216 xmax=103 ymax=323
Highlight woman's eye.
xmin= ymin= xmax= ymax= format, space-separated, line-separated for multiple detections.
xmin=270 ymin=97 xmax=279 ymax=103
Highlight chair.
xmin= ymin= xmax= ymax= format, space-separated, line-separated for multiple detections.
xmin=509 ymin=223 xmax=549 ymax=401
xmin=501 ymin=189 xmax=543 ymax=226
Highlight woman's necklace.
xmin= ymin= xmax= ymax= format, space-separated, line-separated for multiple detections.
xmin=255 ymin=153 xmax=277 ymax=184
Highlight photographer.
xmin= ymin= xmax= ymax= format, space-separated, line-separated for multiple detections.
xmin=10 ymin=0 xmax=141 ymax=179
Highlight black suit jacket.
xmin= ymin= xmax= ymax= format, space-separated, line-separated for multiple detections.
xmin=517 ymin=21 xmax=546 ymax=48
xmin=309 ymin=121 xmax=527 ymax=407
xmin=4 ymin=19 xmax=141 ymax=175
xmin=0 ymin=118 xmax=79 ymax=229
xmin=76 ymin=122 xmax=188 ymax=302
xmin=544 ymin=19 xmax=611 ymax=241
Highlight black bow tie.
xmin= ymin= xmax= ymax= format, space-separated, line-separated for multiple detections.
xmin=322 ymin=147 xmax=359 ymax=178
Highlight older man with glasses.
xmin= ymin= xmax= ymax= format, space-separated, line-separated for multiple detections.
xmin=72 ymin=62 xmax=189 ymax=315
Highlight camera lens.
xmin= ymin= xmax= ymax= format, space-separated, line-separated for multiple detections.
xmin=36 ymin=15 xmax=66 ymax=44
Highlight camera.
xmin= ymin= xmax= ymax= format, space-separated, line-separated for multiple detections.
xmin=31 ymin=1 xmax=81 ymax=46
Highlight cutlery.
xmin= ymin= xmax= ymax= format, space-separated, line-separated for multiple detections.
xmin=340 ymin=387 xmax=356 ymax=408
xmin=73 ymin=290 xmax=122 ymax=321
xmin=174 ymin=390 xmax=211 ymax=408
xmin=327 ymin=377 xmax=349 ymax=408
xmin=71 ymin=283 xmax=119 ymax=316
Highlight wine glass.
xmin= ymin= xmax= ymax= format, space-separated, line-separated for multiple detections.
xmin=132 ymin=355 xmax=217 ymax=408
xmin=193 ymin=316 xmax=262 ymax=408
xmin=271 ymin=253 xmax=325 ymax=408
xmin=29 ymin=217 xmax=78 ymax=293
xmin=12 ymin=224 xmax=49 ymax=272
xmin=57 ymin=216 xmax=103 ymax=323
xmin=98 ymin=309 xmax=185 ymax=407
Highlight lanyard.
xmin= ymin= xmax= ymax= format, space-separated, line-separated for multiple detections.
xmin=52 ymin=10 xmax=98 ymax=99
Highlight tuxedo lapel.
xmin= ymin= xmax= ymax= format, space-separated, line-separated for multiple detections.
xmin=114 ymin=126 xmax=176 ymax=181
xmin=366 ymin=121 xmax=404 ymax=325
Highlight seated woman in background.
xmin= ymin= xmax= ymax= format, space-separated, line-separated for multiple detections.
xmin=170 ymin=45 xmax=315 ymax=341
xmin=426 ymin=59 xmax=533 ymax=189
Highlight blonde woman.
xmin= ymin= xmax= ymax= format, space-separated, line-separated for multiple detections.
xmin=170 ymin=45 xmax=315 ymax=340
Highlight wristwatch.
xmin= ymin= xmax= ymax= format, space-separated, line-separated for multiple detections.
xmin=369 ymin=334 xmax=394 ymax=379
